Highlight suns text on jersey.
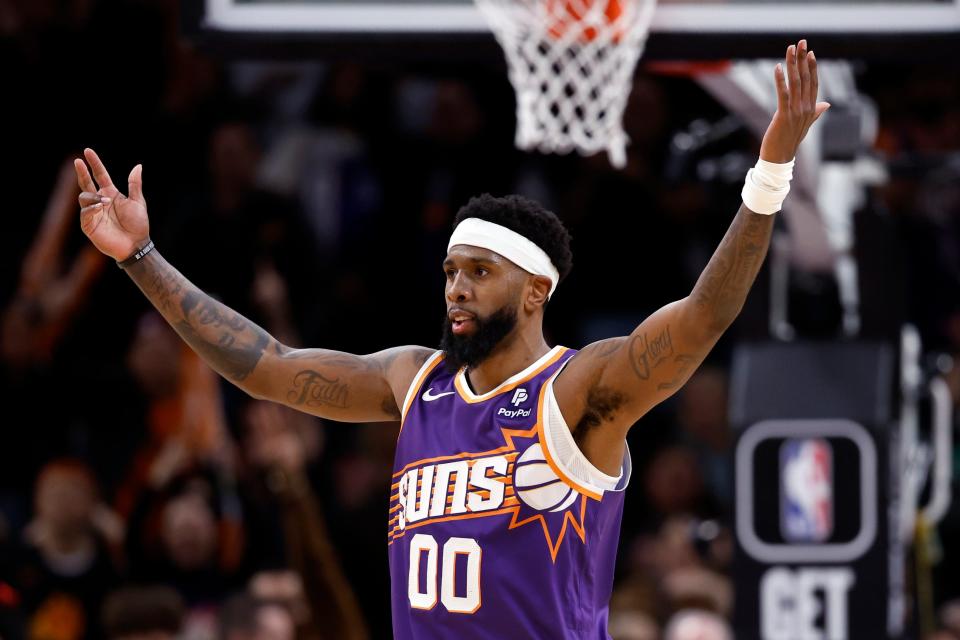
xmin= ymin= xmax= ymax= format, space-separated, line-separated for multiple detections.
xmin=391 ymin=452 xmax=520 ymax=536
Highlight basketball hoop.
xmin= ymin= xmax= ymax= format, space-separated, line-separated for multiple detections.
xmin=475 ymin=0 xmax=658 ymax=168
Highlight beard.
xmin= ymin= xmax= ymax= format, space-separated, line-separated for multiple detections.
xmin=440 ymin=305 xmax=518 ymax=372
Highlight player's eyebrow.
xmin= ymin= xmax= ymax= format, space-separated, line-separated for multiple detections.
xmin=443 ymin=255 xmax=499 ymax=268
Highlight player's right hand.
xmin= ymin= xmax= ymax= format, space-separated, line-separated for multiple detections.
xmin=74 ymin=148 xmax=150 ymax=262
xmin=759 ymin=39 xmax=830 ymax=164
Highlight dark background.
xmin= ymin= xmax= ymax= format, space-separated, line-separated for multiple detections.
xmin=1 ymin=1 xmax=959 ymax=638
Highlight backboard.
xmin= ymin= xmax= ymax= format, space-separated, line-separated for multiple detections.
xmin=187 ymin=0 xmax=960 ymax=60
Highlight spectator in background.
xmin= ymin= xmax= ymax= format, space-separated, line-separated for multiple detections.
xmin=249 ymin=261 xmax=302 ymax=349
xmin=116 ymin=311 xmax=236 ymax=520
xmin=219 ymin=592 xmax=295 ymax=640
xmin=101 ymin=585 xmax=184 ymax=640
xmin=663 ymin=609 xmax=733 ymax=640
xmin=241 ymin=400 xmax=368 ymax=640
xmin=607 ymin=609 xmax=659 ymax=640
xmin=0 ymin=162 xmax=108 ymax=521
xmin=247 ymin=571 xmax=312 ymax=637
xmin=162 ymin=117 xmax=322 ymax=347
xmin=939 ymin=598 xmax=960 ymax=638
xmin=12 ymin=459 xmax=122 ymax=640
xmin=615 ymin=515 xmax=733 ymax=631
xmin=236 ymin=256 xmax=379 ymax=637
xmin=324 ymin=420 xmax=400 ymax=634
xmin=0 ymin=160 xmax=105 ymax=373
xmin=256 ymin=62 xmax=384 ymax=257
xmin=675 ymin=366 xmax=733 ymax=508
xmin=125 ymin=469 xmax=247 ymax=640
xmin=642 ymin=446 xmax=710 ymax=521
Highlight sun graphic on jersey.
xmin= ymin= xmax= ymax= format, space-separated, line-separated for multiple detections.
xmin=500 ymin=426 xmax=590 ymax=561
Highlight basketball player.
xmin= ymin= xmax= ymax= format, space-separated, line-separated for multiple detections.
xmin=75 ymin=41 xmax=826 ymax=639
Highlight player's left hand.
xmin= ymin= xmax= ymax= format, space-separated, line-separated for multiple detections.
xmin=759 ymin=39 xmax=831 ymax=163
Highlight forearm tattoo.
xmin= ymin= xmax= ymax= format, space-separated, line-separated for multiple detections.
xmin=128 ymin=251 xmax=271 ymax=383
xmin=691 ymin=205 xmax=774 ymax=330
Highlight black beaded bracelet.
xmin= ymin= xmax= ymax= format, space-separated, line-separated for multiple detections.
xmin=117 ymin=240 xmax=155 ymax=269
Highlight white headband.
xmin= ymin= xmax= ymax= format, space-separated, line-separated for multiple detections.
xmin=448 ymin=218 xmax=560 ymax=298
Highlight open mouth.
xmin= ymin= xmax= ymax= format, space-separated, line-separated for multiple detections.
xmin=449 ymin=309 xmax=477 ymax=335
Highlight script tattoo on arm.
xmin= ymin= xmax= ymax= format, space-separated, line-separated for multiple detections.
xmin=272 ymin=349 xmax=394 ymax=413
xmin=628 ymin=325 xmax=674 ymax=381
xmin=126 ymin=250 xmax=273 ymax=384
xmin=287 ymin=371 xmax=350 ymax=409
xmin=272 ymin=344 xmax=429 ymax=420
xmin=626 ymin=325 xmax=698 ymax=388
xmin=691 ymin=204 xmax=775 ymax=331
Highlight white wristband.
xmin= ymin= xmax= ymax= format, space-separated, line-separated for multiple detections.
xmin=741 ymin=158 xmax=795 ymax=215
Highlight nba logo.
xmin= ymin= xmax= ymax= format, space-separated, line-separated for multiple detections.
xmin=780 ymin=438 xmax=833 ymax=543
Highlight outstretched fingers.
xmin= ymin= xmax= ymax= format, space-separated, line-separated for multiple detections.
xmin=74 ymin=158 xmax=97 ymax=193
xmin=808 ymin=50 xmax=819 ymax=109
xmin=774 ymin=63 xmax=789 ymax=114
xmin=797 ymin=40 xmax=812 ymax=111
xmin=812 ymin=101 xmax=832 ymax=126
xmin=83 ymin=148 xmax=114 ymax=192
xmin=128 ymin=164 xmax=144 ymax=204
xmin=786 ymin=44 xmax=801 ymax=112
xmin=808 ymin=51 xmax=830 ymax=121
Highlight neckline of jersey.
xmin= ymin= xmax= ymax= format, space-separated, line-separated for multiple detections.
xmin=453 ymin=345 xmax=567 ymax=404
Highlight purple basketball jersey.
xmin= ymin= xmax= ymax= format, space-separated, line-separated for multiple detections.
xmin=388 ymin=346 xmax=631 ymax=639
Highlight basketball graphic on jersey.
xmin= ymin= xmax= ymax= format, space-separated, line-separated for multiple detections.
xmin=513 ymin=443 xmax=580 ymax=512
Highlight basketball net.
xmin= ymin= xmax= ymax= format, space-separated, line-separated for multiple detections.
xmin=474 ymin=0 xmax=658 ymax=168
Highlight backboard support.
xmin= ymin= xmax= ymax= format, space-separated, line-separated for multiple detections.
xmin=185 ymin=0 xmax=960 ymax=61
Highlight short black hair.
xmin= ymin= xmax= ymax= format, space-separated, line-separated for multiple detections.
xmin=453 ymin=194 xmax=573 ymax=283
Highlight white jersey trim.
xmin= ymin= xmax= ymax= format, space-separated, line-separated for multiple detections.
xmin=400 ymin=350 xmax=445 ymax=424
xmin=541 ymin=366 xmax=633 ymax=496
xmin=455 ymin=345 xmax=565 ymax=402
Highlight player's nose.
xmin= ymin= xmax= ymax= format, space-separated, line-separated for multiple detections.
xmin=446 ymin=272 xmax=472 ymax=303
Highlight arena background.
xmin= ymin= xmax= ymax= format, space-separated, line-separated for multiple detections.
xmin=0 ymin=1 xmax=959 ymax=638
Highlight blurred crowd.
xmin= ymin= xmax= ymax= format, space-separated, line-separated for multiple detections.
xmin=1 ymin=1 xmax=960 ymax=639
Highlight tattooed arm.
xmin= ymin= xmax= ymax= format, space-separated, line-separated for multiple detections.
xmin=555 ymin=40 xmax=830 ymax=474
xmin=75 ymin=149 xmax=432 ymax=422
xmin=554 ymin=207 xmax=774 ymax=471
xmin=126 ymin=250 xmax=432 ymax=421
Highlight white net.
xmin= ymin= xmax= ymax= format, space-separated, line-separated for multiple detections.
xmin=474 ymin=0 xmax=658 ymax=168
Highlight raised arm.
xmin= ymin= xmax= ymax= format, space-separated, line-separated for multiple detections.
xmin=75 ymin=149 xmax=432 ymax=422
xmin=556 ymin=40 xmax=830 ymax=470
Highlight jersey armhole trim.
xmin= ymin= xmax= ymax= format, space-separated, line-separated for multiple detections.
xmin=537 ymin=364 xmax=633 ymax=498
xmin=399 ymin=351 xmax=445 ymax=432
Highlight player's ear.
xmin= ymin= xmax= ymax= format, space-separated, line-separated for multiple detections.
xmin=524 ymin=275 xmax=551 ymax=311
